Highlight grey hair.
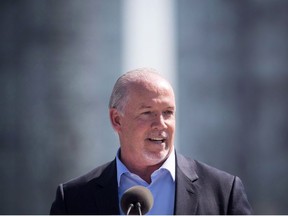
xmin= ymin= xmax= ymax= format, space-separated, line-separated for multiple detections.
xmin=108 ymin=68 xmax=161 ymax=113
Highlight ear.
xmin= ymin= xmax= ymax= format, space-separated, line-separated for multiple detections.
xmin=109 ymin=108 xmax=122 ymax=132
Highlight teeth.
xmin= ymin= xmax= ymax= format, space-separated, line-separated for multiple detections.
xmin=150 ymin=138 xmax=164 ymax=141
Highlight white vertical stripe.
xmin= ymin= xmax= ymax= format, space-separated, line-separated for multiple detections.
xmin=122 ymin=0 xmax=177 ymax=90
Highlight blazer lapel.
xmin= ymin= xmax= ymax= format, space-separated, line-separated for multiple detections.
xmin=174 ymin=153 xmax=199 ymax=215
xmin=91 ymin=159 xmax=120 ymax=215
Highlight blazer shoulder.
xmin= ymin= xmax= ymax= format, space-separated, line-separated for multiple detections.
xmin=177 ymin=153 xmax=235 ymax=184
xmin=50 ymin=159 xmax=119 ymax=214
xmin=62 ymin=159 xmax=116 ymax=189
xmin=194 ymin=159 xmax=234 ymax=180
xmin=175 ymin=153 xmax=253 ymax=214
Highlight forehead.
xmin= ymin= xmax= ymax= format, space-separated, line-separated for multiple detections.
xmin=127 ymin=79 xmax=175 ymax=108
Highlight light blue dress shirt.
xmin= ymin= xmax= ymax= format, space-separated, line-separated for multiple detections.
xmin=116 ymin=149 xmax=176 ymax=215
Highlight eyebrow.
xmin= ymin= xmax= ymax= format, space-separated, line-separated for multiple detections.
xmin=139 ymin=104 xmax=152 ymax=109
xmin=138 ymin=104 xmax=175 ymax=110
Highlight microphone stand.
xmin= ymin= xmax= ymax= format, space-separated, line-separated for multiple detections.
xmin=126 ymin=202 xmax=142 ymax=215
xmin=136 ymin=202 xmax=142 ymax=215
xmin=127 ymin=203 xmax=134 ymax=215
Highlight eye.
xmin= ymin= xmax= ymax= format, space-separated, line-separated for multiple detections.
xmin=142 ymin=111 xmax=152 ymax=115
xmin=163 ymin=110 xmax=174 ymax=116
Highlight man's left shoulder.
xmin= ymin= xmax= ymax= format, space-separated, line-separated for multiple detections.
xmin=176 ymin=153 xmax=235 ymax=183
xmin=175 ymin=153 xmax=253 ymax=214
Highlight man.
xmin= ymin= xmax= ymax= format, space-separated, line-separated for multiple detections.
xmin=50 ymin=68 xmax=252 ymax=214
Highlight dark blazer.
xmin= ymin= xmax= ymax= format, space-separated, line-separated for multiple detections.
xmin=50 ymin=153 xmax=252 ymax=214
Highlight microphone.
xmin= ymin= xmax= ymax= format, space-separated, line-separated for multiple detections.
xmin=120 ymin=185 xmax=154 ymax=215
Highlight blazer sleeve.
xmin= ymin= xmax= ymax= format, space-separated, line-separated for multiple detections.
xmin=228 ymin=176 xmax=253 ymax=214
xmin=50 ymin=184 xmax=67 ymax=214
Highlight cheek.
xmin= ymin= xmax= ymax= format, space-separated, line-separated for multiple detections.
xmin=131 ymin=121 xmax=150 ymax=135
xmin=167 ymin=118 xmax=176 ymax=129
xmin=121 ymin=119 xmax=149 ymax=137
xmin=167 ymin=122 xmax=176 ymax=138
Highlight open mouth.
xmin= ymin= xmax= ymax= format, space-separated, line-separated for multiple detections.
xmin=148 ymin=137 xmax=166 ymax=144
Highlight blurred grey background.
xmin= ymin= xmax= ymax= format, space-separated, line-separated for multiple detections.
xmin=1 ymin=0 xmax=288 ymax=214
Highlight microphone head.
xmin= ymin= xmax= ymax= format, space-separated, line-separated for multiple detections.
xmin=121 ymin=185 xmax=154 ymax=215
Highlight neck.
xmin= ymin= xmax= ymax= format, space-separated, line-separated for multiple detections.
xmin=119 ymin=153 xmax=166 ymax=184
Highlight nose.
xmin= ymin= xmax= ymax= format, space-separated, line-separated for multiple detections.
xmin=151 ymin=113 xmax=167 ymax=130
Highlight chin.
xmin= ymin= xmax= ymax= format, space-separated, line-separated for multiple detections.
xmin=143 ymin=149 xmax=170 ymax=165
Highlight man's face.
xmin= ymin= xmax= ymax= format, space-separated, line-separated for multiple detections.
xmin=111 ymin=79 xmax=176 ymax=168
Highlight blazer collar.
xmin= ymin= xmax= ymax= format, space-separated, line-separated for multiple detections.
xmin=174 ymin=153 xmax=199 ymax=215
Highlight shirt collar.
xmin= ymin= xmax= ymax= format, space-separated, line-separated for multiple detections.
xmin=116 ymin=148 xmax=176 ymax=186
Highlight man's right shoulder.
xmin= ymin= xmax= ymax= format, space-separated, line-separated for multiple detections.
xmin=50 ymin=159 xmax=118 ymax=214
xmin=62 ymin=159 xmax=116 ymax=188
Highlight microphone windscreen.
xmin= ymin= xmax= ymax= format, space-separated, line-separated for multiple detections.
xmin=121 ymin=185 xmax=154 ymax=215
